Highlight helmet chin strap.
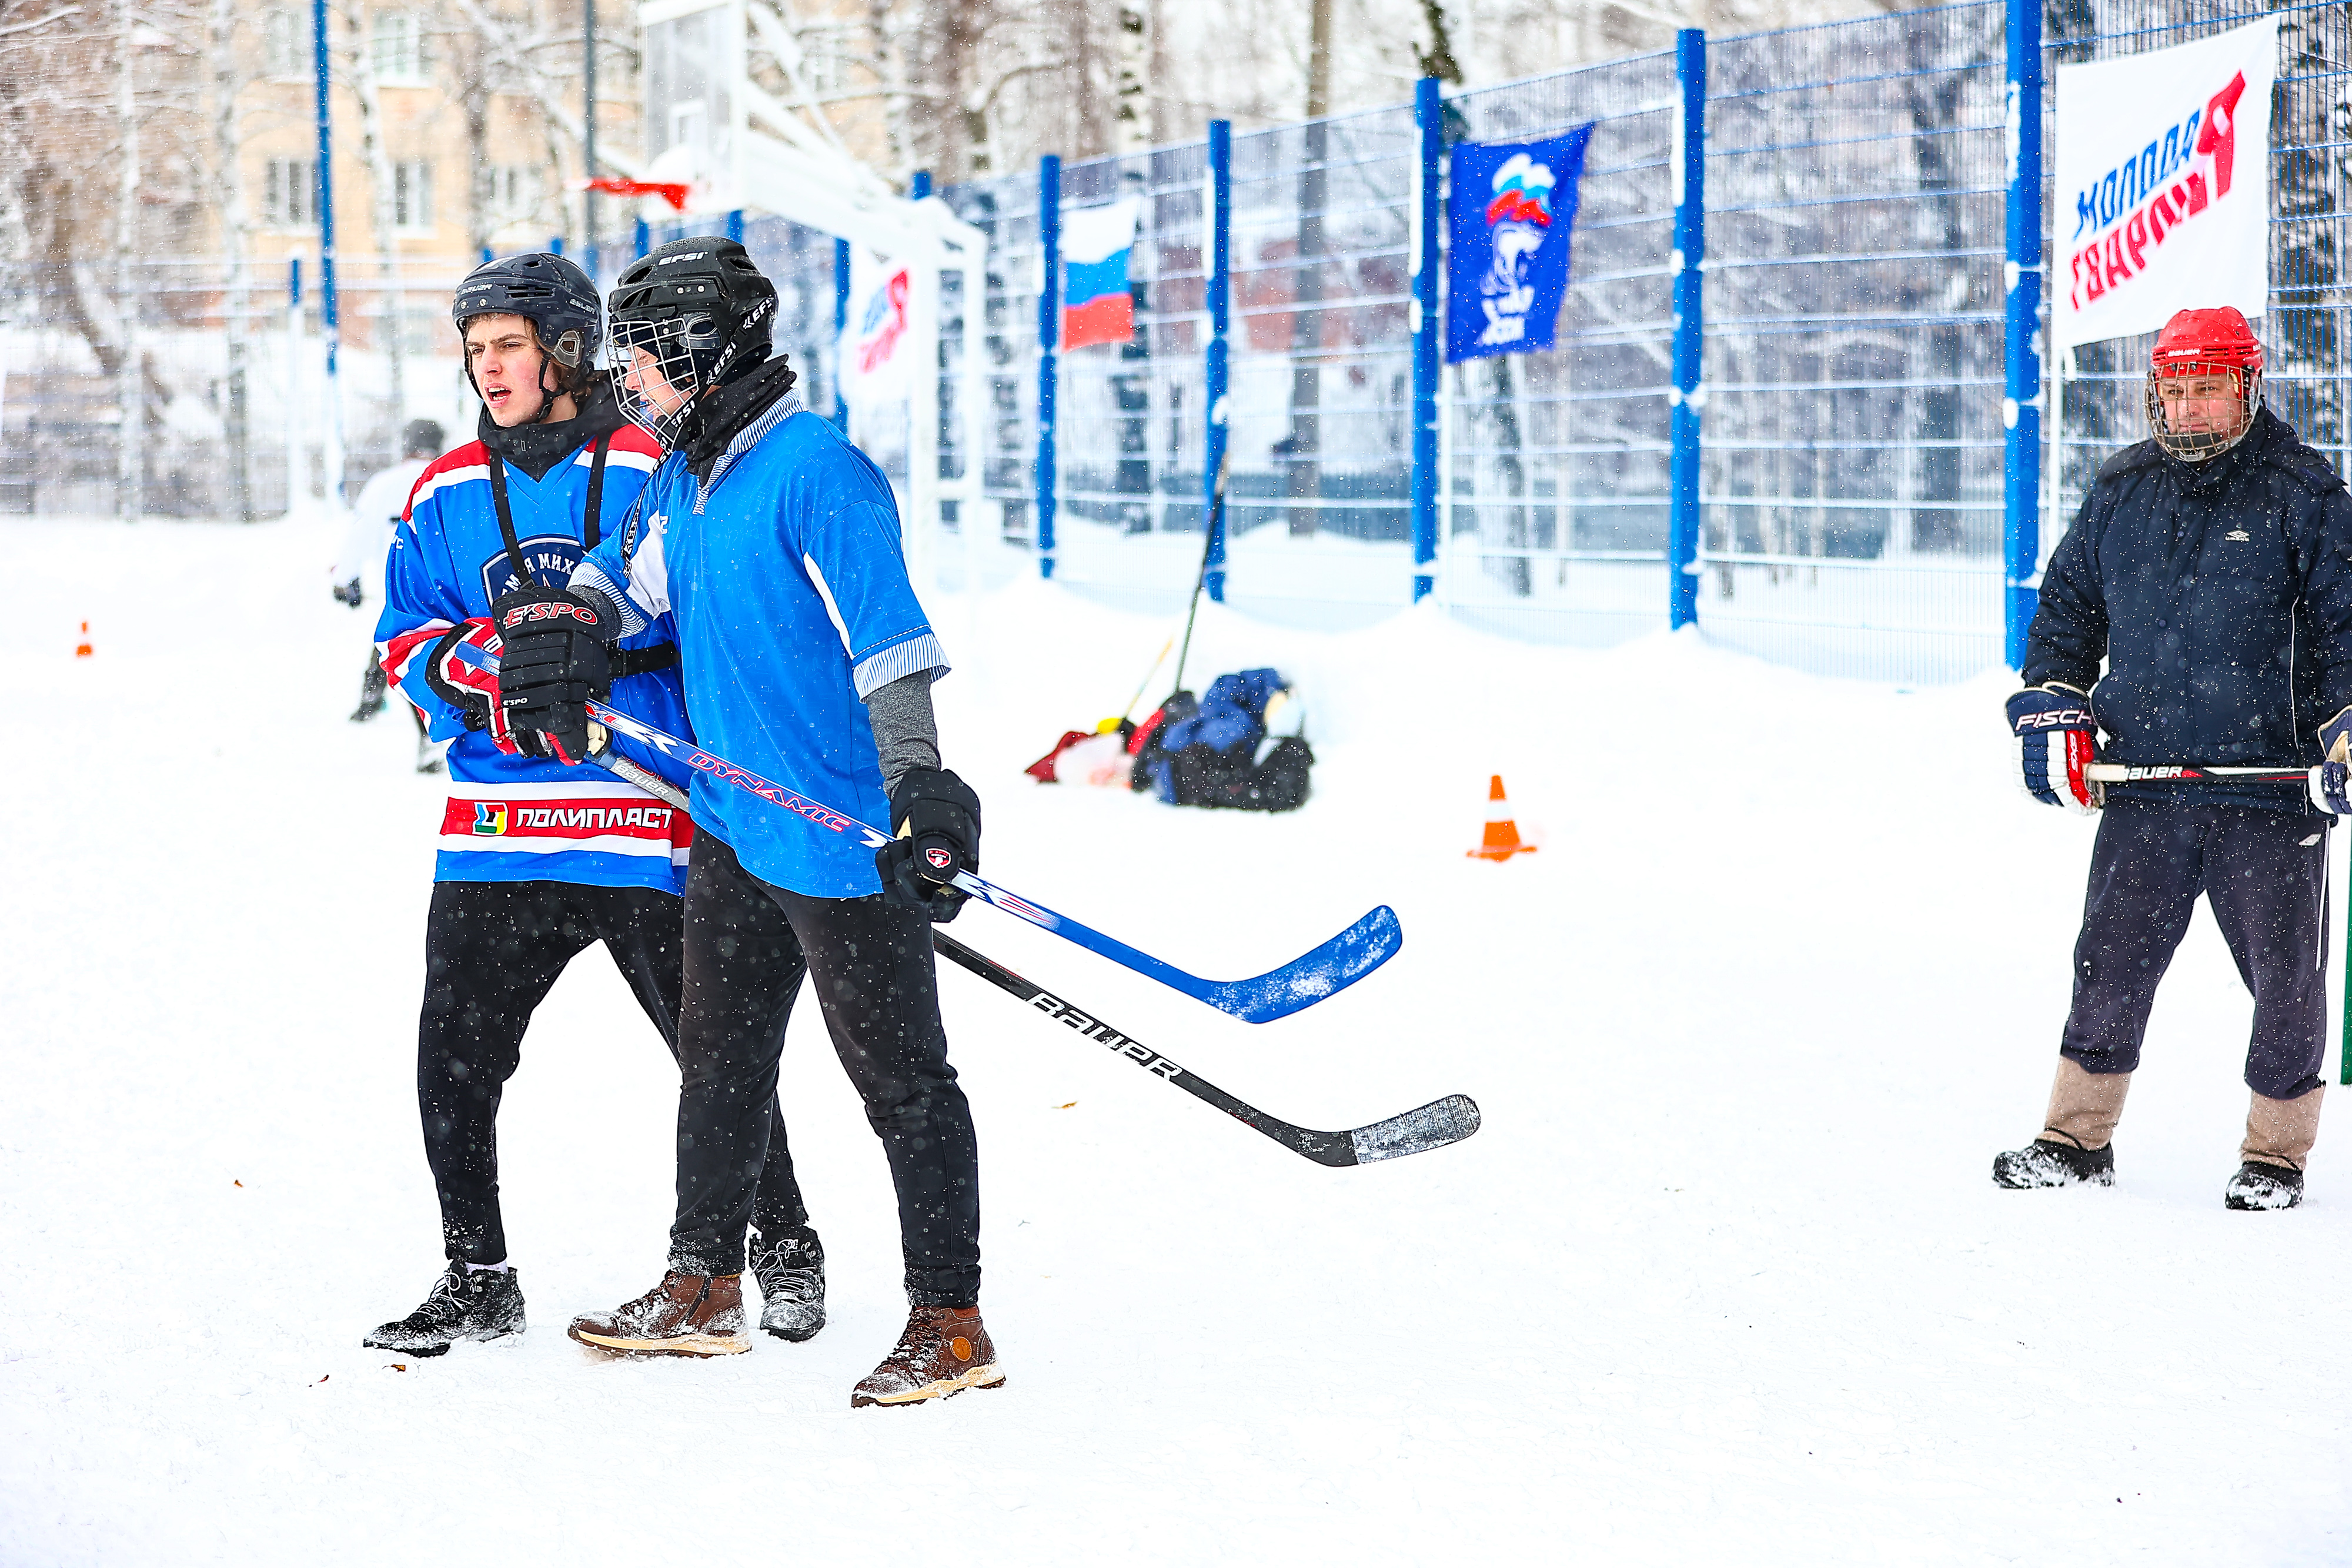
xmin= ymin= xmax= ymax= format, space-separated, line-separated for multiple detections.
xmin=527 ymin=349 xmax=562 ymax=425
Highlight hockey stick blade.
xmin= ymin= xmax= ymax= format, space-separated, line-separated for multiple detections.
xmin=933 ymin=930 xmax=1478 ymax=1167
xmin=580 ymin=698 xmax=1402 ymax=1023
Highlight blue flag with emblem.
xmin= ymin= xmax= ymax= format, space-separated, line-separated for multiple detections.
xmin=1445 ymin=127 xmax=1593 ymax=362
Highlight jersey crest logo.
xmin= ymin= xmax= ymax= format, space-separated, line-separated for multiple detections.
xmin=482 ymin=534 xmax=585 ymax=601
xmin=473 ymin=803 xmax=509 ymax=835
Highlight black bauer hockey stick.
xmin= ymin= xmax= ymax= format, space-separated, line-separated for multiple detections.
xmin=583 ymin=745 xmax=1475 ymax=1165
xmin=930 ymin=930 xmax=1481 ymax=1166
xmin=2087 ymin=763 xmax=2318 ymax=785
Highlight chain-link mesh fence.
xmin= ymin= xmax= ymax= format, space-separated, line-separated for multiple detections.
xmin=1699 ymin=2 xmax=2010 ymax=684
xmin=0 ymin=256 xmax=480 ymax=517
xmin=12 ymin=2 xmax=2348 ymax=690
xmin=1443 ymin=51 xmax=1681 ymax=648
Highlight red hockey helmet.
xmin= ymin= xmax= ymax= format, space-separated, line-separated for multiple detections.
xmin=2146 ymin=307 xmax=2263 ymax=462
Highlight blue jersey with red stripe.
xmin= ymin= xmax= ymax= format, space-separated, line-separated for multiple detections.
xmin=375 ymin=422 xmax=699 ymax=891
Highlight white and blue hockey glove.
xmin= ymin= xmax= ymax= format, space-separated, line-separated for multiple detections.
xmin=2006 ymin=683 xmax=2099 ymax=814
xmin=2310 ymin=706 xmax=2352 ymax=815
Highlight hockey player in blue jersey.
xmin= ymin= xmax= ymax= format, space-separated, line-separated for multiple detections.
xmin=362 ymin=252 xmax=823 ymax=1357
xmin=494 ymin=238 xmax=1000 ymax=1404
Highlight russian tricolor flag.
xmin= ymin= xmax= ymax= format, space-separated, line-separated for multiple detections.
xmin=1061 ymin=199 xmax=1141 ymax=350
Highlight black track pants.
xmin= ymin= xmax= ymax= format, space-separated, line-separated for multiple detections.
xmin=668 ymin=833 xmax=980 ymax=1305
xmin=418 ymin=879 xmax=810 ymax=1265
xmin=2061 ymin=803 xmax=2333 ymax=1099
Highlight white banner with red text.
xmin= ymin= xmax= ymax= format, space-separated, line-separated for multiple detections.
xmin=2053 ymin=16 xmax=2278 ymax=352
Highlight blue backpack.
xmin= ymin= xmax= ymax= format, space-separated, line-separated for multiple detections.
xmin=1131 ymin=668 xmax=1313 ymax=811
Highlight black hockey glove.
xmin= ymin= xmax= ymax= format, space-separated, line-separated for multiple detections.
xmin=332 ymin=576 xmax=363 ymax=607
xmin=875 ymin=766 xmax=981 ymax=922
xmin=490 ymin=583 xmax=618 ymax=764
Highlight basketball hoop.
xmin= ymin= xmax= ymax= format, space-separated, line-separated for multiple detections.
xmin=576 ymin=176 xmax=693 ymax=213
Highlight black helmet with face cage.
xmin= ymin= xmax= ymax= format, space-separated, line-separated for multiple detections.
xmin=604 ymin=237 xmax=778 ymax=450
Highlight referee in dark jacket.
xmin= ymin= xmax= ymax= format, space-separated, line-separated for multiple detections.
xmin=1997 ymin=306 xmax=2352 ymax=1211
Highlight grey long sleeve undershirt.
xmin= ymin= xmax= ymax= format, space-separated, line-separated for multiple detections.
xmin=863 ymin=669 xmax=943 ymax=794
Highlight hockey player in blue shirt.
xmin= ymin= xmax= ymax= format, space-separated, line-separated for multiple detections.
xmin=495 ymin=238 xmax=1001 ymax=1405
xmin=362 ymin=252 xmax=823 ymax=1357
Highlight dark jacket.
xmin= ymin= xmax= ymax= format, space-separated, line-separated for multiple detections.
xmin=2023 ymin=407 xmax=2352 ymax=812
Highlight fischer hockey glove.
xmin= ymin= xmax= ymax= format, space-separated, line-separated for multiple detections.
xmin=491 ymin=584 xmax=617 ymax=764
xmin=2007 ymin=684 xmax=2100 ymax=814
xmin=2311 ymin=706 xmax=2352 ymax=815
xmin=876 ymin=767 xmax=981 ymax=922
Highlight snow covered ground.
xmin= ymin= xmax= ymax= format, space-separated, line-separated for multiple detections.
xmin=5 ymin=513 xmax=2351 ymax=1565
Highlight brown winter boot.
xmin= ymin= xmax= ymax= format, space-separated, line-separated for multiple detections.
xmin=2228 ymin=1086 xmax=2324 ymax=1210
xmin=850 ymin=1305 xmax=1004 ymax=1408
xmin=1993 ymin=1060 xmax=2133 ymax=1189
xmin=2242 ymin=1085 xmax=2324 ymax=1171
xmin=566 ymin=1271 xmax=749 ymax=1357
xmin=2043 ymin=1058 xmax=2132 ymax=1151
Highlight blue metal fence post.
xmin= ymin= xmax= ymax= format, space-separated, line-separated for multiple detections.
xmin=1036 ymin=155 xmax=1061 ymax=580
xmin=725 ymin=209 xmax=744 ymax=245
xmin=286 ymin=255 xmax=307 ymax=510
xmin=310 ymin=0 xmax=342 ymax=510
xmin=833 ymin=238 xmax=851 ymax=430
xmin=633 ymin=218 xmax=650 ymax=260
xmin=1410 ymin=83 xmax=1442 ymax=603
xmin=910 ymin=173 xmax=937 ymax=499
xmin=1668 ymin=28 xmax=1706 ymax=631
xmin=2003 ymin=0 xmax=2044 ymax=668
xmin=1203 ymin=121 xmax=1232 ymax=603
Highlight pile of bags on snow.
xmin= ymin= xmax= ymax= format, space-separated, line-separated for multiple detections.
xmin=1025 ymin=668 xmax=1312 ymax=812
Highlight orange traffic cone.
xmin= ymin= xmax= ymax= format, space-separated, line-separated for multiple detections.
xmin=74 ymin=620 xmax=92 ymax=658
xmin=1467 ymin=774 xmax=1536 ymax=861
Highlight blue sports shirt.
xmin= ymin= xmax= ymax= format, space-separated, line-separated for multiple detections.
xmin=572 ymin=393 xmax=947 ymax=898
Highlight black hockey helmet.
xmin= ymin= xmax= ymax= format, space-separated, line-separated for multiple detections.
xmin=452 ymin=252 xmax=603 ymax=416
xmin=605 ymin=236 xmax=778 ymax=449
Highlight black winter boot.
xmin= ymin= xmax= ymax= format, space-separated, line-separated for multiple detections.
xmin=350 ymin=661 xmax=387 ymax=723
xmin=2225 ymin=1161 xmax=2304 ymax=1211
xmin=363 ymin=1262 xmax=525 ymax=1356
xmin=749 ymin=1225 xmax=826 ymax=1342
xmin=1992 ymin=1137 xmax=2115 ymax=1189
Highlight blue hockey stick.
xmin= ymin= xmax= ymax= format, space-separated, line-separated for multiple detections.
xmin=580 ymin=697 xmax=1401 ymax=1024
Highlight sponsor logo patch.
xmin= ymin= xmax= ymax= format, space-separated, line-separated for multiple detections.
xmin=925 ymin=847 xmax=954 ymax=870
xmin=442 ymin=797 xmax=684 ymax=843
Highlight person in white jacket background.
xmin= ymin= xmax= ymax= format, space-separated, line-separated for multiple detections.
xmin=332 ymin=419 xmax=445 ymax=765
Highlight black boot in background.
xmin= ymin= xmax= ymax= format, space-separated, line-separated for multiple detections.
xmin=350 ymin=658 xmax=387 ymax=722
xmin=749 ymin=1224 xmax=827 ymax=1342
xmin=363 ymin=1261 xmax=525 ymax=1356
